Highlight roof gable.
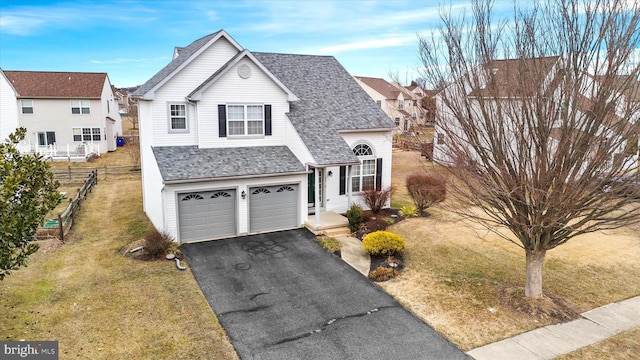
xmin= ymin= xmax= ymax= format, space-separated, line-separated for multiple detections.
xmin=468 ymin=56 xmax=561 ymax=98
xmin=133 ymin=30 xmax=243 ymax=99
xmin=3 ymin=71 xmax=107 ymax=98
xmin=187 ymin=50 xmax=298 ymax=102
xmin=355 ymin=76 xmax=401 ymax=99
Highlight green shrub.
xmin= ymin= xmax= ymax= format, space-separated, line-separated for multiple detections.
xmin=346 ymin=204 xmax=364 ymax=232
xmin=399 ymin=205 xmax=418 ymax=217
xmin=368 ymin=266 xmax=396 ymax=282
xmin=317 ymin=237 xmax=341 ymax=253
xmin=144 ymin=228 xmax=175 ymax=259
xmin=362 ymin=230 xmax=405 ymax=256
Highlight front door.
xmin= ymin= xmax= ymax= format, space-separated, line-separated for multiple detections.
xmin=307 ymin=169 xmax=324 ymax=213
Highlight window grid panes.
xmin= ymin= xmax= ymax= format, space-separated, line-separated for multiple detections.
xmin=21 ymin=100 xmax=34 ymax=114
xmin=73 ymin=127 xmax=100 ymax=142
xmin=170 ymin=104 xmax=187 ymax=131
xmin=226 ymin=104 xmax=264 ymax=136
xmin=351 ymin=144 xmax=375 ymax=192
xmin=71 ymin=100 xmax=90 ymax=114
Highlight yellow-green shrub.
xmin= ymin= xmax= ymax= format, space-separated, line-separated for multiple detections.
xmin=399 ymin=205 xmax=418 ymax=217
xmin=362 ymin=231 xmax=405 ymax=256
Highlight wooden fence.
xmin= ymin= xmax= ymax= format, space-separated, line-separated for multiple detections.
xmin=52 ymin=165 xmax=140 ymax=184
xmin=37 ymin=170 xmax=98 ymax=242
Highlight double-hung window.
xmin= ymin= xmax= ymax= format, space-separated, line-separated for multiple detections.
xmin=168 ymin=103 xmax=188 ymax=132
xmin=227 ymin=104 xmax=264 ymax=136
xmin=351 ymin=144 xmax=376 ymax=192
xmin=71 ymin=100 xmax=90 ymax=114
xmin=73 ymin=127 xmax=101 ymax=141
xmin=21 ymin=99 xmax=34 ymax=114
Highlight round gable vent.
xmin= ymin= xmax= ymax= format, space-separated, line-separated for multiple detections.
xmin=238 ymin=64 xmax=251 ymax=79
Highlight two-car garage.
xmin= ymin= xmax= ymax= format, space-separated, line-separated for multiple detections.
xmin=177 ymin=184 xmax=299 ymax=242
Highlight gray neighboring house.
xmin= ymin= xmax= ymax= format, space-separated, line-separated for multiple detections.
xmin=133 ymin=30 xmax=394 ymax=242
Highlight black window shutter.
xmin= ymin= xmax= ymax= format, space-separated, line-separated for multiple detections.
xmin=218 ymin=105 xmax=227 ymax=137
xmin=375 ymin=158 xmax=383 ymax=191
xmin=339 ymin=166 xmax=346 ymax=195
xmin=264 ymin=105 xmax=272 ymax=136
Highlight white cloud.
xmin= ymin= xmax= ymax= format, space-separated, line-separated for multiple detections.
xmin=315 ymin=34 xmax=417 ymax=54
xmin=90 ymin=58 xmax=147 ymax=65
xmin=0 ymin=15 xmax=45 ymax=35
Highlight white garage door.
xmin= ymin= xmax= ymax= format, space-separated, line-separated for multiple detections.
xmin=249 ymin=184 xmax=298 ymax=233
xmin=178 ymin=190 xmax=236 ymax=242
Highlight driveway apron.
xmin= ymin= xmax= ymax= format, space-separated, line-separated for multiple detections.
xmin=182 ymin=228 xmax=468 ymax=360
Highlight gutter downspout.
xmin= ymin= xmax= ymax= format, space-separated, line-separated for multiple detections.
xmin=314 ymin=167 xmax=321 ymax=229
xmin=347 ymin=165 xmax=353 ymax=207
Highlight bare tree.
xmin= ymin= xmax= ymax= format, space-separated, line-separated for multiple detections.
xmin=127 ymin=99 xmax=139 ymax=131
xmin=419 ymin=0 xmax=640 ymax=298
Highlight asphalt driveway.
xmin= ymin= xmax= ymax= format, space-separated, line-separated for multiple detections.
xmin=182 ymin=228 xmax=468 ymax=359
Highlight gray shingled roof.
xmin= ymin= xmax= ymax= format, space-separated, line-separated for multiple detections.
xmin=133 ymin=31 xmax=222 ymax=97
xmin=152 ymin=145 xmax=306 ymax=182
xmin=253 ymin=52 xmax=395 ymax=165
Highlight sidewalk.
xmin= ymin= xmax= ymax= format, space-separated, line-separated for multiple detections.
xmin=467 ymin=295 xmax=640 ymax=359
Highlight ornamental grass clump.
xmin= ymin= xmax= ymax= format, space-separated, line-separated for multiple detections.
xmin=144 ymin=228 xmax=175 ymax=259
xmin=362 ymin=230 xmax=405 ymax=256
xmin=399 ymin=205 xmax=419 ymax=217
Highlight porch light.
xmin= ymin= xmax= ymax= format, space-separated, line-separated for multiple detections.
xmin=241 ymin=190 xmax=246 ymax=199
xmin=328 ymin=171 xmax=333 ymax=177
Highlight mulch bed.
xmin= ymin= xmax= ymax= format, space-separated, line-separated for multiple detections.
xmin=369 ymin=252 xmax=405 ymax=273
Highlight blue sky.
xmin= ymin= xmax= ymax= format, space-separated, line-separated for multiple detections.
xmin=0 ymin=0 xmax=501 ymax=88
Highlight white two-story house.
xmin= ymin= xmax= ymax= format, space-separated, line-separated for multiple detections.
xmin=0 ymin=69 xmax=122 ymax=157
xmin=133 ymin=30 xmax=394 ymax=243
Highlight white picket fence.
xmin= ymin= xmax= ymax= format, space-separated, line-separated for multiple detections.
xmin=17 ymin=141 xmax=100 ymax=161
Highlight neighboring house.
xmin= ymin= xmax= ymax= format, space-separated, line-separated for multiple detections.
xmin=133 ymin=30 xmax=394 ymax=243
xmin=1 ymin=70 xmax=123 ymax=157
xmin=113 ymin=86 xmax=130 ymax=114
xmin=0 ymin=69 xmax=19 ymax=141
xmin=404 ymin=81 xmax=437 ymax=127
xmin=354 ymin=76 xmax=422 ymax=132
xmin=433 ymin=56 xmax=639 ymax=168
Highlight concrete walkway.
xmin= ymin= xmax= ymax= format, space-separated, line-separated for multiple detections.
xmin=336 ymin=236 xmax=371 ymax=276
xmin=468 ymin=295 xmax=640 ymax=359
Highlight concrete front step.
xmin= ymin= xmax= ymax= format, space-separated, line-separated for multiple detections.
xmin=322 ymin=227 xmax=353 ymax=238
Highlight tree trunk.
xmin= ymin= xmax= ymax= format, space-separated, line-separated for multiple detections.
xmin=525 ymin=250 xmax=546 ymax=299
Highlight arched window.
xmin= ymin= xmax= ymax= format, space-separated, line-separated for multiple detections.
xmin=351 ymin=144 xmax=375 ymax=192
